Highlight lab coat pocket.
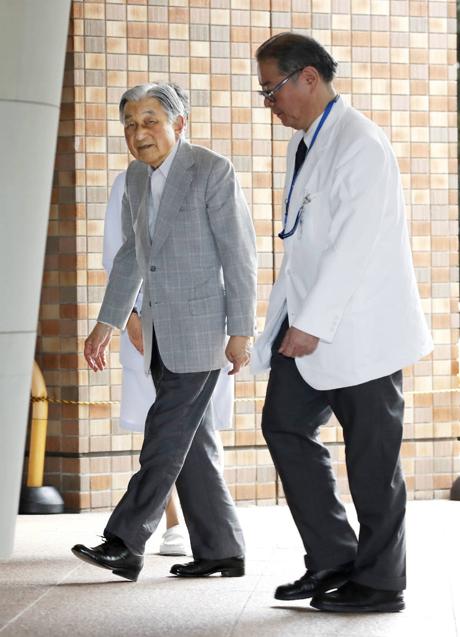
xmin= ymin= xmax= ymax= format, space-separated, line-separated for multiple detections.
xmin=294 ymin=190 xmax=327 ymax=241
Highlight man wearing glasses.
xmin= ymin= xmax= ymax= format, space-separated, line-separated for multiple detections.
xmin=251 ymin=33 xmax=432 ymax=613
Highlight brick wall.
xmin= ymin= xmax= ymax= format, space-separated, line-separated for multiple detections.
xmin=35 ymin=0 xmax=459 ymax=511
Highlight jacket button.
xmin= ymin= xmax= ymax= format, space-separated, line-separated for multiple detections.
xmin=150 ymin=265 xmax=156 ymax=272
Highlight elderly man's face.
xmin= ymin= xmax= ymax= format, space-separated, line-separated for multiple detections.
xmin=123 ymin=97 xmax=183 ymax=168
xmin=258 ymin=58 xmax=314 ymax=131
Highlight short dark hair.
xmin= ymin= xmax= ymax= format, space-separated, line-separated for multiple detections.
xmin=256 ymin=32 xmax=337 ymax=83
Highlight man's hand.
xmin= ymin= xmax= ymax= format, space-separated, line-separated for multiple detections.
xmin=225 ymin=336 xmax=251 ymax=375
xmin=84 ymin=322 xmax=114 ymax=372
xmin=278 ymin=326 xmax=319 ymax=358
xmin=126 ymin=312 xmax=144 ymax=354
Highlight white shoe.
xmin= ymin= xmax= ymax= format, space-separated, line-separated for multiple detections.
xmin=159 ymin=525 xmax=188 ymax=556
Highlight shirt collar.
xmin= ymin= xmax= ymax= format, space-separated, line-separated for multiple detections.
xmin=302 ymin=95 xmax=340 ymax=148
xmin=150 ymin=139 xmax=180 ymax=179
xmin=302 ymin=111 xmax=323 ymax=148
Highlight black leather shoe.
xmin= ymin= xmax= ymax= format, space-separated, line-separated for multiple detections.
xmin=170 ymin=557 xmax=244 ymax=578
xmin=274 ymin=562 xmax=353 ymax=600
xmin=71 ymin=537 xmax=143 ymax=581
xmin=311 ymin=581 xmax=405 ymax=613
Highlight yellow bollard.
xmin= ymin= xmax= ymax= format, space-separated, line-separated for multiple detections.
xmin=19 ymin=361 xmax=64 ymax=514
xmin=27 ymin=361 xmax=48 ymax=487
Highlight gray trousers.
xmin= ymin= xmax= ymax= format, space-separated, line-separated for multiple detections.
xmin=104 ymin=328 xmax=245 ymax=559
xmin=262 ymin=317 xmax=406 ymax=591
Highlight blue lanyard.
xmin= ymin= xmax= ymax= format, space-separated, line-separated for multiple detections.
xmin=279 ymin=95 xmax=339 ymax=240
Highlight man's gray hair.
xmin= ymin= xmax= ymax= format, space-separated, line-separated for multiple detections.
xmin=119 ymin=82 xmax=189 ymax=131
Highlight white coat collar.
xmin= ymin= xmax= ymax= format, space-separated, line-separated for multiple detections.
xmin=293 ymin=94 xmax=347 ymax=158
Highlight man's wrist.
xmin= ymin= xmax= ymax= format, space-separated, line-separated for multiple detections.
xmin=228 ymin=335 xmax=252 ymax=349
xmin=97 ymin=320 xmax=115 ymax=331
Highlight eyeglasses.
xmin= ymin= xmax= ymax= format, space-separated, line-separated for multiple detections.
xmin=257 ymin=68 xmax=304 ymax=102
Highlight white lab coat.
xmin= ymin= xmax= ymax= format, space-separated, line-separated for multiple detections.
xmin=251 ymin=97 xmax=432 ymax=390
xmin=103 ymin=171 xmax=234 ymax=431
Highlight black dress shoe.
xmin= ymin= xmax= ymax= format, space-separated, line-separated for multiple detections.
xmin=71 ymin=537 xmax=143 ymax=581
xmin=311 ymin=581 xmax=405 ymax=613
xmin=274 ymin=562 xmax=353 ymax=600
xmin=170 ymin=557 xmax=245 ymax=578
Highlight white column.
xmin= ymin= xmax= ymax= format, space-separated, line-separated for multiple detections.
xmin=0 ymin=0 xmax=71 ymax=558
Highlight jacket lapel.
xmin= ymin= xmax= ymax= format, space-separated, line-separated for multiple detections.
xmin=151 ymin=138 xmax=194 ymax=256
xmin=289 ymin=97 xmax=348 ymax=208
xmin=135 ymin=172 xmax=152 ymax=258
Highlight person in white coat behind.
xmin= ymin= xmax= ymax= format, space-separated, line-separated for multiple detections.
xmin=103 ymin=170 xmax=234 ymax=556
xmin=253 ymin=33 xmax=433 ymax=614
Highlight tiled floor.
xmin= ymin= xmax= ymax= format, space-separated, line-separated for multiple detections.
xmin=0 ymin=501 xmax=459 ymax=637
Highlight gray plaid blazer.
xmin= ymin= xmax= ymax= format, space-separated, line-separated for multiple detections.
xmin=98 ymin=138 xmax=257 ymax=373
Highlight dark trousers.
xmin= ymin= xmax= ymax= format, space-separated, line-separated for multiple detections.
xmin=262 ymin=317 xmax=406 ymax=591
xmin=104 ymin=327 xmax=245 ymax=559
